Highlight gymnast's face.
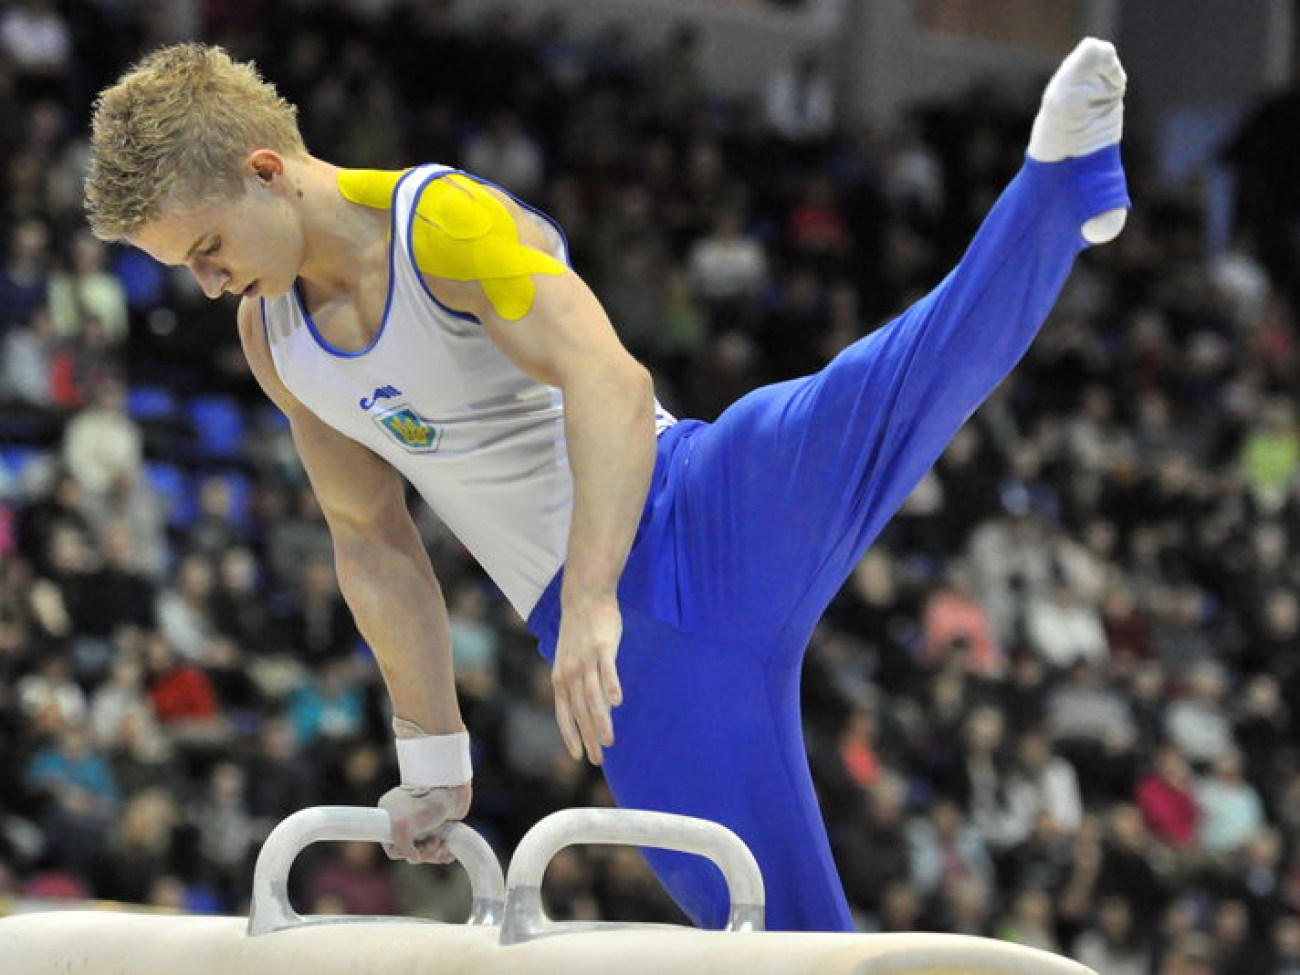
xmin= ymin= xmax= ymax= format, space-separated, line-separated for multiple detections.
xmin=131 ymin=151 xmax=305 ymax=302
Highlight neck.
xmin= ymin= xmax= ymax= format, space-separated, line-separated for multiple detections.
xmin=292 ymin=156 xmax=389 ymax=297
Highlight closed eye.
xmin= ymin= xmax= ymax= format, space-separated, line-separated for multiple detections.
xmin=201 ymin=237 xmax=222 ymax=257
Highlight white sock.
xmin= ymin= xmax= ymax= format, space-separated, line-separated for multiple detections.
xmin=1028 ymin=38 xmax=1128 ymax=244
xmin=1029 ymin=37 xmax=1126 ymax=163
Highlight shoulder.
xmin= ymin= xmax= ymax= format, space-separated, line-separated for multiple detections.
xmin=409 ymin=169 xmax=554 ymax=251
xmin=236 ymin=295 xmax=269 ymax=368
xmin=237 ymin=297 xmax=302 ymax=417
xmin=407 ymin=170 xmax=569 ymax=323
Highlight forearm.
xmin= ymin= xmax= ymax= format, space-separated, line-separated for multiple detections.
xmin=334 ymin=525 xmax=462 ymax=735
xmin=560 ymin=364 xmax=657 ymax=607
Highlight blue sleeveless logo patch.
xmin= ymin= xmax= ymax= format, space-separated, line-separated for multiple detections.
xmin=373 ymin=406 xmax=442 ymax=453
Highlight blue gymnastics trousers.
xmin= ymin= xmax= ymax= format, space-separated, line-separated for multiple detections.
xmin=527 ymin=145 xmax=1129 ymax=931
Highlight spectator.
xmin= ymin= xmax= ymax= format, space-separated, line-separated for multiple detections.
xmin=155 ymin=552 xmax=219 ymax=663
xmin=189 ymin=760 xmax=254 ymax=905
xmin=906 ymin=795 xmax=996 ymax=903
xmin=502 ymin=659 xmax=570 ymax=784
xmin=950 ymin=705 xmax=1014 ymax=844
xmin=187 ymin=476 xmax=247 ymax=561
xmin=461 ymin=110 xmax=544 ymax=200
xmin=997 ymin=888 xmax=1059 ymax=953
xmin=209 ymin=545 xmax=275 ymax=653
xmin=76 ymin=520 xmax=156 ymax=641
xmin=85 ymin=472 xmax=168 ymax=583
xmin=1002 ymin=730 xmax=1083 ymax=842
xmin=275 ymin=554 xmax=356 ymax=665
xmin=47 ymin=230 xmax=129 ymax=344
xmin=1158 ymin=934 xmax=1218 ymax=975
xmin=919 ymin=561 xmax=1003 ymax=677
xmin=1195 ymin=750 xmax=1266 ymax=857
xmin=835 ymin=703 xmax=887 ymax=791
xmin=1242 ymin=399 xmax=1299 ymax=512
xmin=647 ymin=24 xmax=709 ymax=126
xmin=0 ymin=0 xmax=71 ymax=99
xmin=834 ymin=777 xmax=912 ymax=915
xmin=1136 ymin=744 xmax=1200 ymax=851
xmin=245 ymin=715 xmax=319 ymax=834
xmin=1047 ymin=659 xmax=1135 ymax=747
xmin=142 ymin=630 xmax=223 ymax=734
xmin=89 ymin=650 xmax=164 ymax=756
xmin=763 ymin=49 xmax=834 ymax=146
xmin=288 ymin=656 xmax=365 ymax=746
xmin=60 ymin=376 xmax=142 ymax=502
xmin=1271 ymin=914 xmax=1300 ymax=975
xmin=448 ymin=581 xmax=499 ymax=701
xmin=306 ymin=840 xmax=397 ymax=916
xmin=0 ymin=217 xmax=51 ymax=330
xmin=23 ymin=724 xmax=118 ymax=873
xmin=1025 ymin=580 xmax=1109 ymax=669
xmin=100 ymin=787 xmax=180 ymax=904
xmin=1213 ymin=897 xmax=1273 ymax=975
xmin=1073 ymin=894 xmax=1153 ymax=975
xmin=1165 ymin=660 xmax=1236 ymax=766
xmin=1 ymin=303 xmax=58 ymax=406
xmin=685 ymin=205 xmax=768 ymax=330
xmin=16 ymin=650 xmax=85 ymax=729
xmin=267 ymin=484 xmax=334 ymax=593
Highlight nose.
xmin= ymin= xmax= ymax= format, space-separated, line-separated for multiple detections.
xmin=192 ymin=262 xmax=229 ymax=300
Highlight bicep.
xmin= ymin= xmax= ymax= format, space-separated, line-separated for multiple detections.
xmin=237 ymin=296 xmax=410 ymax=537
xmin=480 ymin=270 xmax=646 ymax=389
xmin=288 ymin=410 xmax=409 ymax=537
xmin=411 ymin=179 xmax=646 ymax=388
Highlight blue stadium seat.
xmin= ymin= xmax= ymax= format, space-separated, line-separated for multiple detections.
xmin=111 ymin=248 xmax=168 ymax=311
xmin=187 ymin=396 xmax=247 ymax=459
xmin=0 ymin=446 xmax=49 ymax=497
xmin=143 ymin=461 xmax=196 ymax=528
xmin=126 ymin=385 xmax=177 ymax=421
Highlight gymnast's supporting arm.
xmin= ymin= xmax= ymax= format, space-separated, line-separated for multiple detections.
xmin=237 ymin=297 xmax=471 ymax=865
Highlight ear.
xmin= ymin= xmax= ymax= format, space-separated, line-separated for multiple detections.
xmin=246 ymin=149 xmax=286 ymax=188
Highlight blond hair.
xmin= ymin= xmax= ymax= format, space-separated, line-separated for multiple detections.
xmin=85 ymin=43 xmax=306 ymax=241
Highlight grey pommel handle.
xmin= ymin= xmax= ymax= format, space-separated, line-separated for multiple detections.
xmin=248 ymin=806 xmax=504 ymax=935
xmin=500 ymin=808 xmax=765 ymax=945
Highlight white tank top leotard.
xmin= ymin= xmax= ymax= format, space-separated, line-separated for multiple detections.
xmin=262 ymin=164 xmax=674 ymax=618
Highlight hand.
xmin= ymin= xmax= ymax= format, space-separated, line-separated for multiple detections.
xmin=378 ymin=781 xmax=472 ymax=864
xmin=552 ymin=595 xmax=624 ymax=765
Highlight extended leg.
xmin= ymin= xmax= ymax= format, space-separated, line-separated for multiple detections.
xmin=663 ymin=41 xmax=1129 ymax=650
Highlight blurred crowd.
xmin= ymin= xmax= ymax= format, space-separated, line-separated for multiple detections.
xmin=1 ymin=2 xmax=1300 ymax=973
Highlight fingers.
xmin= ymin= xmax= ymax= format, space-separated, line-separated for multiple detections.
xmin=379 ymin=785 xmax=471 ymax=865
xmin=553 ymin=682 xmax=584 ymax=762
xmin=415 ymin=834 xmax=455 ymax=865
xmin=551 ymin=605 xmax=624 ymax=765
xmin=384 ymin=816 xmax=417 ymax=862
xmin=552 ymin=661 xmax=620 ymax=765
xmin=584 ymin=665 xmax=613 ymax=751
xmin=552 ymin=666 xmax=609 ymax=764
xmin=599 ymin=648 xmax=623 ymax=708
xmin=384 ymin=827 xmax=455 ymax=865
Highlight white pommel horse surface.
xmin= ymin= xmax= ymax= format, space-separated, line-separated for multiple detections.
xmin=0 ymin=806 xmax=1099 ymax=975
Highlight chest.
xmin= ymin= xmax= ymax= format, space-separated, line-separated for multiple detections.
xmin=298 ymin=248 xmax=391 ymax=354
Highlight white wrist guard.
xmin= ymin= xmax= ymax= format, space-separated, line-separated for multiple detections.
xmin=395 ymin=731 xmax=472 ymax=788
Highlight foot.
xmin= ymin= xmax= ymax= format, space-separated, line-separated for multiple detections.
xmin=1029 ymin=37 xmax=1127 ymax=243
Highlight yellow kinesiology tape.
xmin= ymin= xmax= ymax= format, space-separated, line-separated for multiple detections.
xmin=337 ymin=168 xmax=566 ymax=321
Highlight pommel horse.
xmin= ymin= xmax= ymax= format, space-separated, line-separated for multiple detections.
xmin=0 ymin=806 xmax=1098 ymax=974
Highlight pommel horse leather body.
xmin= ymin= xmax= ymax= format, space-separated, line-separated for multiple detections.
xmin=0 ymin=807 xmax=1097 ymax=975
